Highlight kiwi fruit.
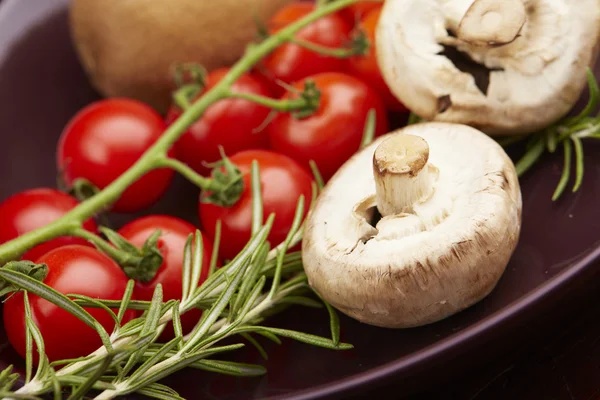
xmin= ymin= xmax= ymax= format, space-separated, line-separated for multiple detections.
xmin=69 ymin=0 xmax=291 ymax=112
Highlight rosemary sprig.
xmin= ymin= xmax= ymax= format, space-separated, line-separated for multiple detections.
xmin=0 ymin=1 xmax=370 ymax=398
xmin=1 ymin=158 xmax=349 ymax=399
xmin=505 ymin=69 xmax=600 ymax=200
xmin=407 ymin=69 xmax=600 ymax=201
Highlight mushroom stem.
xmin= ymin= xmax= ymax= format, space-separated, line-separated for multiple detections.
xmin=372 ymin=134 xmax=434 ymax=217
xmin=457 ymin=0 xmax=527 ymax=47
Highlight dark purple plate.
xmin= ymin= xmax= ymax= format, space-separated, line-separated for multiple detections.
xmin=2 ymin=0 xmax=600 ymax=399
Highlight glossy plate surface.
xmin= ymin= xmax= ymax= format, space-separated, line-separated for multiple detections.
xmin=1 ymin=1 xmax=600 ymax=399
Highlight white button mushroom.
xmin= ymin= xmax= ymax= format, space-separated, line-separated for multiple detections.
xmin=301 ymin=123 xmax=522 ymax=328
xmin=376 ymin=0 xmax=600 ymax=135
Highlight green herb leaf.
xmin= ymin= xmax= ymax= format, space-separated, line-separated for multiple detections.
xmin=407 ymin=112 xmax=423 ymax=125
xmin=0 ymin=392 xmax=43 ymax=399
xmin=57 ymin=375 xmax=115 ymax=391
xmin=279 ymin=274 xmax=309 ymax=291
xmin=553 ymin=139 xmax=573 ymax=201
xmin=571 ymin=68 xmax=599 ymax=124
xmin=0 ymin=365 xmax=19 ymax=393
xmin=572 ymin=136 xmax=584 ymax=193
xmin=138 ymin=384 xmax=185 ymax=400
xmin=47 ymin=367 xmax=61 ymax=400
xmin=119 ymin=284 xmax=164 ymax=380
xmin=23 ymin=293 xmax=34 ymax=384
xmin=67 ymin=352 xmax=113 ymax=400
xmin=256 ymin=331 xmax=282 ymax=345
xmin=278 ymin=296 xmax=323 ymax=308
xmin=315 ymin=291 xmax=341 ymax=346
xmin=237 ymin=276 xmax=267 ymax=321
xmin=68 ymin=294 xmax=118 ymax=326
xmin=122 ymin=349 xmax=249 ymax=395
xmin=269 ymin=196 xmax=305 ymax=298
xmin=181 ymin=343 xmax=246 ymax=365
xmin=189 ymin=230 xmax=205 ymax=300
xmin=208 ymin=220 xmax=222 ymax=277
xmin=186 ymin=215 xmax=274 ymax=310
xmin=117 ymin=280 xmax=136 ymax=326
xmin=546 ymin=128 xmax=558 ymax=153
xmin=235 ymin=326 xmax=352 ymax=350
xmin=496 ymin=135 xmax=529 ymax=148
xmin=24 ymin=296 xmax=49 ymax=382
xmin=0 ymin=270 xmax=114 ymax=360
xmin=49 ymin=355 xmax=94 ymax=368
xmin=231 ymin=244 xmax=268 ymax=320
xmin=250 ymin=160 xmax=263 ymax=236
xmin=129 ymin=337 xmax=182 ymax=383
xmin=0 ymin=261 xmax=48 ymax=297
xmin=195 ymin=360 xmax=267 ymax=377
xmin=184 ymin=257 xmax=251 ymax=348
xmin=181 ymin=234 xmax=193 ymax=303
xmin=144 ymin=382 xmax=183 ymax=398
xmin=309 ymin=160 xmax=325 ymax=191
xmin=241 ymin=333 xmax=268 ymax=360
xmin=515 ymin=135 xmax=546 ymax=177
xmin=137 ymin=387 xmax=185 ymax=400
xmin=171 ymin=302 xmax=184 ymax=351
xmin=360 ymin=109 xmax=377 ymax=149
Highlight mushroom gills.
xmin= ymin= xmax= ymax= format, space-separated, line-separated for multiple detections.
xmin=437 ymin=41 xmax=504 ymax=96
xmin=376 ymin=0 xmax=600 ymax=135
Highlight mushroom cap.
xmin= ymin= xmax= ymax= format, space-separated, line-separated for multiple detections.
xmin=376 ymin=0 xmax=600 ymax=136
xmin=301 ymin=122 xmax=522 ymax=328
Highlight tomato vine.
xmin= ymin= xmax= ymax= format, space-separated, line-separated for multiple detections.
xmin=0 ymin=1 xmax=368 ymax=398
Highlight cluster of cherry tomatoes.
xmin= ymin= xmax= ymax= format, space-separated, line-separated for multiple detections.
xmin=0 ymin=1 xmax=407 ymax=363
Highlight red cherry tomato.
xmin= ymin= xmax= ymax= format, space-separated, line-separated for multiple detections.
xmin=347 ymin=7 xmax=408 ymax=112
xmin=167 ymin=68 xmax=273 ymax=175
xmin=339 ymin=1 xmax=382 ymax=24
xmin=0 ymin=188 xmax=97 ymax=261
xmin=258 ymin=2 xmax=352 ymax=95
xmin=118 ymin=215 xmax=218 ymax=340
xmin=57 ymin=98 xmax=175 ymax=213
xmin=3 ymin=245 xmax=135 ymax=363
xmin=267 ymin=72 xmax=389 ymax=181
xmin=199 ymin=150 xmax=314 ymax=261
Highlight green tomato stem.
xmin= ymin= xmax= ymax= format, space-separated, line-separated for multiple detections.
xmin=0 ymin=0 xmax=360 ymax=269
xmin=156 ymin=157 xmax=228 ymax=192
xmin=290 ymin=38 xmax=357 ymax=58
xmin=172 ymin=84 xmax=203 ymax=111
xmin=230 ymin=92 xmax=314 ymax=112
xmin=70 ymin=228 xmax=143 ymax=268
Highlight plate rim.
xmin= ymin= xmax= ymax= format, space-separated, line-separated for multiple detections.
xmin=1 ymin=1 xmax=600 ymax=399
xmin=269 ymin=245 xmax=600 ymax=400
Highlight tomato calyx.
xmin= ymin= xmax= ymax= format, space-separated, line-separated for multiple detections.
xmin=0 ymin=261 xmax=48 ymax=297
xmin=348 ymin=28 xmax=370 ymax=58
xmin=200 ymin=149 xmax=245 ymax=207
xmin=172 ymin=63 xmax=208 ymax=110
xmin=68 ymin=178 xmax=101 ymax=202
xmin=287 ymin=29 xmax=370 ymax=60
xmin=100 ymin=227 xmax=163 ymax=283
xmin=173 ymin=63 xmax=208 ymax=88
xmin=172 ymin=84 xmax=203 ymax=111
xmin=254 ymin=15 xmax=270 ymax=40
xmin=293 ymin=80 xmax=321 ymax=119
xmin=280 ymin=79 xmax=322 ymax=119
xmin=58 ymin=166 xmax=101 ymax=203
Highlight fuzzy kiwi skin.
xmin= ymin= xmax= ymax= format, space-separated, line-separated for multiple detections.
xmin=69 ymin=0 xmax=291 ymax=113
